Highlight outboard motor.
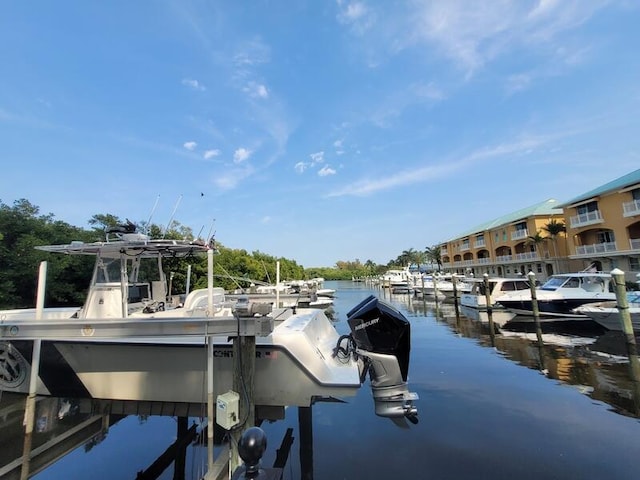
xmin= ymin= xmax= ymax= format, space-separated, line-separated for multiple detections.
xmin=346 ymin=295 xmax=418 ymax=424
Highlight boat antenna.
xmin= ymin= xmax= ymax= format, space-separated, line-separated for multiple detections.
xmin=162 ymin=194 xmax=183 ymax=238
xmin=196 ymin=225 xmax=205 ymax=242
xmin=144 ymin=194 xmax=161 ymax=234
xmin=262 ymin=260 xmax=271 ymax=284
xmin=206 ymin=218 xmax=216 ymax=242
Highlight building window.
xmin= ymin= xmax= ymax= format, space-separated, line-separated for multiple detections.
xmin=577 ymin=201 xmax=599 ymax=215
xmin=536 ymin=263 xmax=543 ymax=273
xmin=629 ymin=257 xmax=639 ymax=271
xmin=597 ymin=230 xmax=615 ymax=243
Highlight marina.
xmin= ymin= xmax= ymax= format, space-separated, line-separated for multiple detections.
xmin=2 ymin=280 xmax=639 ymax=479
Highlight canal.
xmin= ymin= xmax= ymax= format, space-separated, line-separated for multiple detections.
xmin=3 ymin=280 xmax=639 ymax=479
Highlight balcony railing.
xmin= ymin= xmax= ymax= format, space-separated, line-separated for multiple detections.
xmin=623 ymin=199 xmax=640 ymax=217
xmin=511 ymin=229 xmax=528 ymax=241
xmin=453 ymin=260 xmax=474 ymax=266
xmin=575 ymin=242 xmax=617 ymax=255
xmin=441 ymin=247 xmax=448 ymax=255
xmin=569 ymin=210 xmax=603 ymax=228
xmin=477 ymin=258 xmax=491 ymax=264
xmin=460 ymin=244 xmax=470 ymax=251
xmin=515 ymin=252 xmax=540 ymax=261
xmin=495 ymin=254 xmax=513 ymax=262
xmin=474 ymin=240 xmax=486 ymax=248
xmin=630 ymin=238 xmax=640 ymax=250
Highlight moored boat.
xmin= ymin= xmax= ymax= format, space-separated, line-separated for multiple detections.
xmin=495 ymin=272 xmax=616 ymax=319
xmin=460 ymin=277 xmax=531 ymax=310
xmin=572 ymin=292 xmax=640 ymax=332
xmin=0 ymin=225 xmax=418 ymax=423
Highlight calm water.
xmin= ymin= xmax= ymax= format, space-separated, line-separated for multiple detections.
xmin=3 ymin=280 xmax=639 ymax=479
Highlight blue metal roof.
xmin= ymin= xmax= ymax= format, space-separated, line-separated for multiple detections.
xmin=444 ymin=199 xmax=563 ymax=242
xmin=558 ymin=168 xmax=640 ymax=207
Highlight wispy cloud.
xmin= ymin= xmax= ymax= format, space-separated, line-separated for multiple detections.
xmin=310 ymin=151 xmax=324 ymax=164
xmin=336 ymin=0 xmax=376 ymax=35
xmin=233 ymin=39 xmax=271 ymax=68
xmin=181 ymin=78 xmax=206 ymax=91
xmin=213 ymin=165 xmax=255 ymax=190
xmin=243 ymin=81 xmax=269 ymax=99
xmin=408 ymin=0 xmax=608 ymax=75
xmin=183 ymin=141 xmax=197 ymax=151
xmin=335 ymin=1 xmax=610 ymax=79
xmin=203 ymin=149 xmax=220 ymax=160
xmin=318 ymin=165 xmax=337 ymax=177
xmin=233 ymin=147 xmax=252 ymax=163
xmin=295 ymin=151 xmax=326 ymax=174
xmin=327 ymin=134 xmax=553 ymax=197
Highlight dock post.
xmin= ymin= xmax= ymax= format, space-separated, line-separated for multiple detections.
xmin=611 ymin=268 xmax=636 ymax=347
xmin=483 ymin=274 xmax=495 ymax=345
xmin=482 ymin=274 xmax=491 ymax=315
xmin=206 ymin=250 xmax=215 ymax=474
xmin=528 ymin=271 xmax=544 ymax=345
xmin=20 ymin=261 xmax=47 ymax=480
xmin=276 ymin=261 xmax=280 ymax=308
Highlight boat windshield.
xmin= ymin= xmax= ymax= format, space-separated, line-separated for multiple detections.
xmin=540 ymin=276 xmax=572 ymax=291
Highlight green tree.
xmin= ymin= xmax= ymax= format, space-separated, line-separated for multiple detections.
xmin=0 ymin=199 xmax=94 ymax=308
xmin=425 ymin=245 xmax=443 ymax=272
xmin=542 ymin=219 xmax=566 ymax=273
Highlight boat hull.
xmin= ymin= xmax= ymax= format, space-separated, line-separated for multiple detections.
xmin=576 ymin=307 xmax=640 ymax=331
xmin=496 ymin=298 xmax=610 ymax=319
xmin=0 ymin=309 xmax=362 ymax=408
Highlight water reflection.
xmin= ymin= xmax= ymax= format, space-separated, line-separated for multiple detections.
xmin=0 ymin=393 xmax=322 ymax=480
xmin=397 ymin=295 xmax=640 ymax=419
xmin=0 ymin=394 xmax=114 ymax=480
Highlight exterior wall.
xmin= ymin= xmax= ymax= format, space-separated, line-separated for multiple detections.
xmin=437 ymin=174 xmax=640 ymax=284
xmin=440 ymin=213 xmax=566 ymax=282
xmin=563 ymin=185 xmax=640 ymax=282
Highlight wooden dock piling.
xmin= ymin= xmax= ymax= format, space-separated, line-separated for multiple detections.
xmin=611 ymin=268 xmax=637 ymax=347
xmin=527 ymin=271 xmax=544 ymax=347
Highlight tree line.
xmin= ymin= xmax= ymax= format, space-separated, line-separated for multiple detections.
xmin=0 ymin=199 xmax=306 ymax=309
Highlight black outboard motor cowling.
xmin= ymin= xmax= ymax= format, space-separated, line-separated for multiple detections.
xmin=347 ymin=295 xmax=410 ymax=381
xmin=347 ymin=295 xmax=418 ymax=423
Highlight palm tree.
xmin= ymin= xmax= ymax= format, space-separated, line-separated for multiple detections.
xmin=542 ymin=219 xmax=567 ymax=273
xmin=424 ymin=245 xmax=443 ymax=272
xmin=526 ymin=231 xmax=547 ymax=257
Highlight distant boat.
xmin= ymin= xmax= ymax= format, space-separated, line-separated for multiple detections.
xmin=380 ymin=268 xmax=411 ymax=288
xmin=460 ymin=277 xmax=531 ymax=310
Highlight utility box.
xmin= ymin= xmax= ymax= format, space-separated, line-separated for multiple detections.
xmin=216 ymin=390 xmax=240 ymax=430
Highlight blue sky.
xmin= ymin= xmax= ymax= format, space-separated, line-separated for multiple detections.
xmin=1 ymin=1 xmax=639 ymax=267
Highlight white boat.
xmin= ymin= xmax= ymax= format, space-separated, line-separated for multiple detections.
xmin=460 ymin=277 xmax=531 ymax=310
xmin=380 ymin=268 xmax=411 ymax=289
xmin=495 ymin=272 xmax=616 ymax=319
xmin=0 ymin=226 xmax=418 ymax=423
xmin=315 ymin=288 xmax=336 ymax=298
xmin=573 ymin=292 xmax=640 ymax=331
